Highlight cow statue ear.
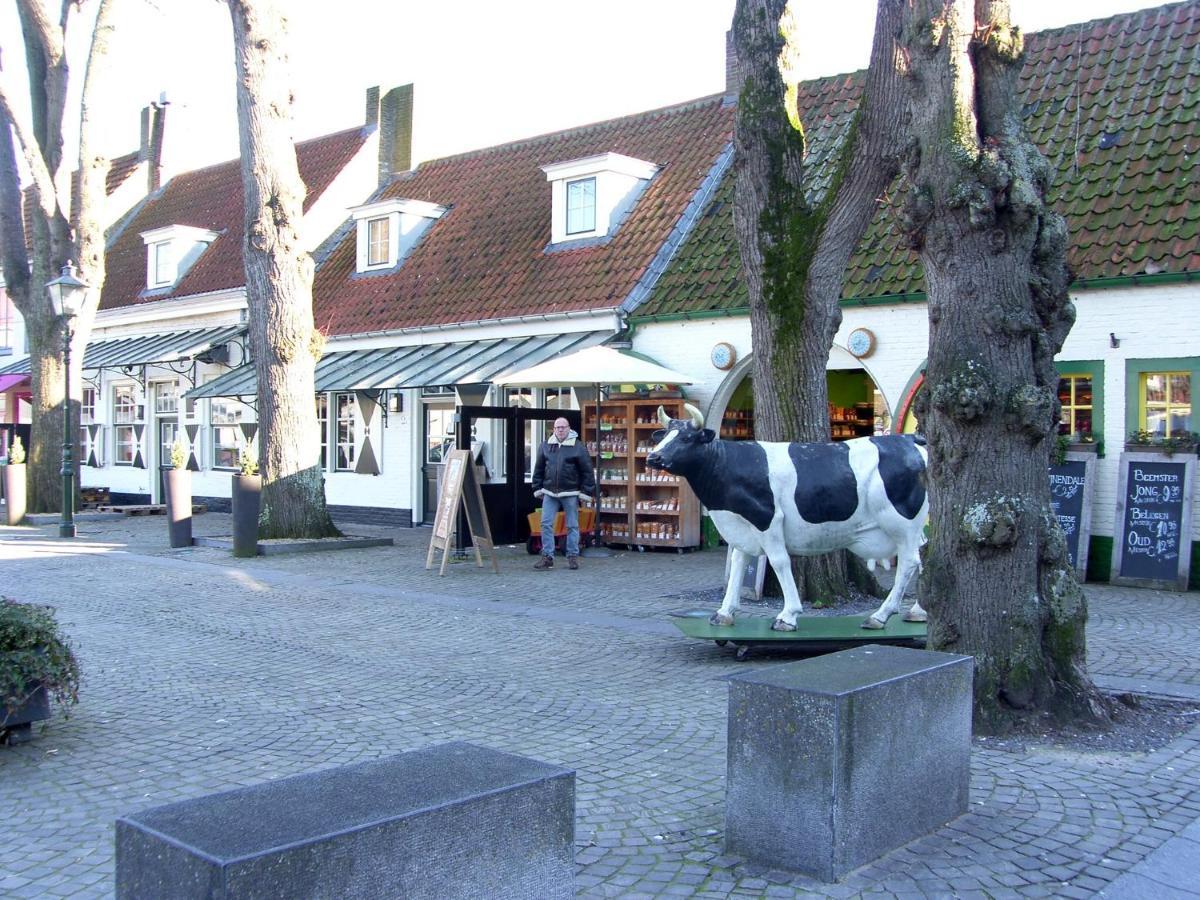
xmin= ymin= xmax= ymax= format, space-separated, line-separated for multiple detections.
xmin=699 ymin=428 xmax=717 ymax=444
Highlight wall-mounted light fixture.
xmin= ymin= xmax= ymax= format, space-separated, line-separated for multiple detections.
xmin=388 ymin=391 xmax=404 ymax=414
xmin=1110 ymin=333 xmax=1121 ymax=348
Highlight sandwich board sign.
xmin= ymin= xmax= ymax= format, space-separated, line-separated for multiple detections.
xmin=426 ymin=449 xmax=499 ymax=576
xmin=1048 ymin=451 xmax=1097 ymax=577
xmin=1110 ymin=451 xmax=1195 ymax=591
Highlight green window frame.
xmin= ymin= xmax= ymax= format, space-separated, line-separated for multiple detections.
xmin=1125 ymin=357 xmax=1200 ymax=440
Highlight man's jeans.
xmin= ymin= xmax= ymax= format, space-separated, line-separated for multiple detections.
xmin=540 ymin=493 xmax=580 ymax=558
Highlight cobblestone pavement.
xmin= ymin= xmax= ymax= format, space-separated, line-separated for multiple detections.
xmin=2 ymin=513 xmax=1199 ymax=898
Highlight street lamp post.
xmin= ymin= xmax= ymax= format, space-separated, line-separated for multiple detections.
xmin=46 ymin=261 xmax=89 ymax=539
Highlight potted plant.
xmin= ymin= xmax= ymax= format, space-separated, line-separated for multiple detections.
xmin=231 ymin=444 xmax=260 ymax=558
xmin=1 ymin=598 xmax=81 ymax=745
xmin=3 ymin=435 xmax=27 ymax=526
xmin=164 ymin=438 xmax=193 ymax=548
xmin=1126 ymin=430 xmax=1199 ymax=456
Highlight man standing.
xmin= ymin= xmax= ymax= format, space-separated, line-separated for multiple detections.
xmin=532 ymin=417 xmax=596 ymax=570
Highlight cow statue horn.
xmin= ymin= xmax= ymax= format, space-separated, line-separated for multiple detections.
xmin=657 ymin=406 xmax=672 ymax=427
xmin=684 ymin=403 xmax=705 ymax=428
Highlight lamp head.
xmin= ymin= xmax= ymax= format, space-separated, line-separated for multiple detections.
xmin=46 ymin=261 xmax=89 ymax=319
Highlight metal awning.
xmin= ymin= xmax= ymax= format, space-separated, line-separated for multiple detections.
xmin=0 ymin=325 xmax=244 ymax=375
xmin=185 ymin=330 xmax=611 ymax=399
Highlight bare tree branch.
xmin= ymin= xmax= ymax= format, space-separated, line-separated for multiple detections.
xmin=0 ymin=68 xmax=60 ymax=219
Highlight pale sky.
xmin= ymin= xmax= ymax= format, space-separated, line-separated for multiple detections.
xmin=0 ymin=0 xmax=1171 ymax=176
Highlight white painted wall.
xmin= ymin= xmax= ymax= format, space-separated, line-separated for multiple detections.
xmin=632 ymin=281 xmax=1200 ymax=545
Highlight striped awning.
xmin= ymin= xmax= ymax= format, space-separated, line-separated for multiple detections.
xmin=185 ymin=330 xmax=611 ymax=399
xmin=0 ymin=325 xmax=244 ymax=375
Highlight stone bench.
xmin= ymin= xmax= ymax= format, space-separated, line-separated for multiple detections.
xmin=726 ymin=644 xmax=973 ymax=882
xmin=116 ymin=741 xmax=575 ymax=899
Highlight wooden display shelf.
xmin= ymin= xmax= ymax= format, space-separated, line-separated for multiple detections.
xmin=583 ymin=398 xmax=701 ymax=550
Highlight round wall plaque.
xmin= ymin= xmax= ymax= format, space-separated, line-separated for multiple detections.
xmin=711 ymin=341 xmax=737 ymax=370
xmin=847 ymin=328 xmax=875 ymax=359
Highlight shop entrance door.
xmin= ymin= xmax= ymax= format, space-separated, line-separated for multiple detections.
xmin=421 ymin=401 xmax=456 ymax=524
xmin=457 ymin=405 xmax=581 ymax=545
xmin=156 ymin=420 xmax=180 ymax=504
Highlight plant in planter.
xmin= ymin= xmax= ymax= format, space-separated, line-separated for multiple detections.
xmin=3 ymin=435 xmax=27 ymax=526
xmin=231 ymin=444 xmax=261 ymax=558
xmin=165 ymin=438 xmax=193 ymax=548
xmin=1 ymin=597 xmax=81 ymax=744
xmin=1127 ymin=429 xmax=1199 ymax=456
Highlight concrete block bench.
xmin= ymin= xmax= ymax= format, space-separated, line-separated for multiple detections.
xmin=726 ymin=644 xmax=972 ymax=882
xmin=116 ymin=741 xmax=575 ymax=899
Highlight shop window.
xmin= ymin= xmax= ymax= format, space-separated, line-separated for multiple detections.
xmin=154 ymin=381 xmax=179 ymax=415
xmin=425 ymin=405 xmax=455 ymax=464
xmin=1124 ymin=358 xmax=1196 ymax=442
xmin=1143 ymin=372 xmax=1191 ymax=437
xmin=316 ymin=394 xmax=328 ymax=470
xmin=210 ymin=395 xmax=248 ymax=470
xmin=543 ymin=387 xmax=573 ymax=409
xmin=1057 ymin=375 xmax=1093 ymax=437
xmin=334 ymin=392 xmax=357 ymax=471
xmin=112 ymin=385 xmax=139 ymax=466
xmin=79 ymin=388 xmax=96 ymax=466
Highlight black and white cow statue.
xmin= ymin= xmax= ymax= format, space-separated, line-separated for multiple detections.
xmin=647 ymin=404 xmax=929 ymax=631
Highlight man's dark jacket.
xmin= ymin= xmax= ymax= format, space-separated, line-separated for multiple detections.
xmin=533 ymin=430 xmax=596 ymax=499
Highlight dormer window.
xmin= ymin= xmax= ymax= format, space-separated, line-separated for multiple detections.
xmin=350 ymin=198 xmax=447 ymax=274
xmin=139 ymin=224 xmax=219 ymax=291
xmin=366 ymin=217 xmax=390 ymax=266
xmin=566 ymin=178 xmax=597 ymax=235
xmin=541 ymin=152 xmax=659 ymax=246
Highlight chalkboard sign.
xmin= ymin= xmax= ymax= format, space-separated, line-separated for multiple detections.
xmin=1047 ymin=452 xmax=1096 ymax=577
xmin=425 ymin=449 xmax=499 ymax=576
xmin=1111 ymin=451 xmax=1196 ymax=591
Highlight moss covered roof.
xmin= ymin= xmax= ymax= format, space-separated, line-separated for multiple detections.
xmin=636 ymin=0 xmax=1200 ymax=319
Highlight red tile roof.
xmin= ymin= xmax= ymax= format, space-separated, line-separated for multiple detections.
xmin=99 ymin=127 xmax=370 ymax=310
xmin=311 ymin=96 xmax=734 ymax=336
xmin=20 ymin=150 xmax=145 ymax=253
xmin=638 ymin=0 xmax=1200 ymax=317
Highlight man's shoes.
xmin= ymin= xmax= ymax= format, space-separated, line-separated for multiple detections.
xmin=534 ymin=556 xmax=554 ymax=570
xmin=568 ymin=556 xmax=579 ymax=570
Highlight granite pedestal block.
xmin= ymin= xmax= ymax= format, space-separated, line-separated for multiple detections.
xmin=116 ymin=741 xmax=575 ymax=899
xmin=726 ymin=644 xmax=972 ymax=882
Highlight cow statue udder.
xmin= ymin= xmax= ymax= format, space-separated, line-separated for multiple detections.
xmin=646 ymin=404 xmax=929 ymax=631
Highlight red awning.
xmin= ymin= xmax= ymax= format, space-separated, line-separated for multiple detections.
xmin=0 ymin=374 xmax=29 ymax=393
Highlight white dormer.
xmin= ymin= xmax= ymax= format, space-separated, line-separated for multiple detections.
xmin=349 ymin=198 xmax=447 ymax=273
xmin=541 ymin=152 xmax=659 ymax=245
xmin=140 ymin=224 xmax=219 ymax=290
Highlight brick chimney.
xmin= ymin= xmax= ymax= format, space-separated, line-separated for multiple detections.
xmin=365 ymin=84 xmax=414 ymax=186
xmin=725 ymin=29 xmax=745 ymax=98
xmin=139 ymin=95 xmax=169 ymax=193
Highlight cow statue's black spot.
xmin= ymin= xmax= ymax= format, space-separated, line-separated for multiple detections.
xmin=788 ymin=442 xmax=858 ymax=523
xmin=688 ymin=441 xmax=776 ymax=532
xmin=870 ymin=435 xmax=926 ymax=520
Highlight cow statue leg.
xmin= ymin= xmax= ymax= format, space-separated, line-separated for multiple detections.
xmin=765 ymin=544 xmax=804 ymax=632
xmin=863 ymin=539 xmax=923 ymax=629
xmin=710 ymin=547 xmax=749 ymax=626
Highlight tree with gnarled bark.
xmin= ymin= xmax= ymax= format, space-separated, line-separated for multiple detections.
xmin=730 ymin=0 xmax=907 ymax=604
xmin=226 ymin=0 xmax=339 ymax=539
xmin=0 ymin=0 xmax=121 ymax=513
xmin=897 ymin=0 xmax=1107 ymax=731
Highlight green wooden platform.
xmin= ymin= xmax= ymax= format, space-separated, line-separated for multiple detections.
xmin=671 ymin=613 xmax=926 ymax=659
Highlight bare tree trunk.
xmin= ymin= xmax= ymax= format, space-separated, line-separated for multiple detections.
xmin=0 ymin=0 xmax=119 ymax=513
xmin=731 ymin=0 xmax=906 ymax=601
xmin=900 ymin=0 xmax=1107 ymax=732
xmin=227 ymin=0 xmax=339 ymax=539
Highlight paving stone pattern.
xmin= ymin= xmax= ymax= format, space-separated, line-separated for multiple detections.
xmin=2 ymin=514 xmax=1200 ymax=898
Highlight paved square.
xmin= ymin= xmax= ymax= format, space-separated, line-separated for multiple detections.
xmin=2 ymin=513 xmax=1199 ymax=898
